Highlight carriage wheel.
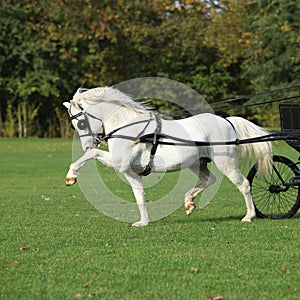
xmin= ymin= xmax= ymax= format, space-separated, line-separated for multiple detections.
xmin=247 ymin=155 xmax=300 ymax=219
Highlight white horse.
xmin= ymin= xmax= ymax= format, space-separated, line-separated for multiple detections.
xmin=63 ymin=87 xmax=273 ymax=227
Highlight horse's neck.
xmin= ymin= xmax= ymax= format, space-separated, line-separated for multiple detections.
xmin=97 ymin=103 xmax=148 ymax=132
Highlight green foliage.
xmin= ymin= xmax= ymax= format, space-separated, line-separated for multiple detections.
xmin=239 ymin=0 xmax=300 ymax=127
xmin=243 ymin=0 xmax=300 ymax=90
xmin=0 ymin=0 xmax=299 ymax=137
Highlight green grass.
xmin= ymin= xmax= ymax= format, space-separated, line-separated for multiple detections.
xmin=1 ymin=138 xmax=300 ymax=299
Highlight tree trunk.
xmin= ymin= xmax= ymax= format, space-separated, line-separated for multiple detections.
xmin=17 ymin=103 xmax=22 ymax=138
xmin=22 ymin=102 xmax=27 ymax=138
xmin=0 ymin=106 xmax=3 ymax=137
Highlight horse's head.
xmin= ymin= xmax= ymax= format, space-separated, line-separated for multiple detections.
xmin=63 ymin=88 xmax=104 ymax=151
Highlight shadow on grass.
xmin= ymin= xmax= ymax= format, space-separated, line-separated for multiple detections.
xmin=172 ymin=211 xmax=300 ymax=224
xmin=172 ymin=214 xmax=243 ymax=224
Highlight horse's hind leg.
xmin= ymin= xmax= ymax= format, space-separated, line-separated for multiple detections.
xmin=214 ymin=155 xmax=255 ymax=222
xmin=185 ymin=158 xmax=216 ymax=215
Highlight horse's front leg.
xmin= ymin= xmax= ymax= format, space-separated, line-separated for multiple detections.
xmin=66 ymin=149 xmax=113 ymax=186
xmin=124 ymin=170 xmax=149 ymax=227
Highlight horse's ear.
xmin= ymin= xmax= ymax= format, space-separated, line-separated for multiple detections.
xmin=63 ymin=102 xmax=71 ymax=109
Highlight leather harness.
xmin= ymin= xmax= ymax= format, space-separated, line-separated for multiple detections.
xmin=103 ymin=113 xmax=162 ymax=176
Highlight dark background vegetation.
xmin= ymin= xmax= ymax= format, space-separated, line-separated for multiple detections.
xmin=0 ymin=0 xmax=299 ymax=138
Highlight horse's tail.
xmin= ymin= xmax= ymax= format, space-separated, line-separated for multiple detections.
xmin=226 ymin=116 xmax=273 ymax=175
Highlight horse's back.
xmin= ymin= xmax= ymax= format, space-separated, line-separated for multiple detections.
xmin=161 ymin=113 xmax=235 ymax=141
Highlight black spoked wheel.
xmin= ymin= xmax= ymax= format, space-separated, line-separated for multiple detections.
xmin=247 ymin=155 xmax=300 ymax=219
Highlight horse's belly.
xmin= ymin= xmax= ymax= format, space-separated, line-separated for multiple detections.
xmin=151 ymin=145 xmax=201 ymax=172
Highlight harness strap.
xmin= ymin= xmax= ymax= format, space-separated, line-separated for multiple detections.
xmin=225 ymin=118 xmax=236 ymax=133
xmin=141 ymin=114 xmax=162 ymax=176
xmin=137 ymin=132 xmax=284 ymax=146
xmin=102 ymin=113 xmax=162 ymax=176
xmin=103 ymin=117 xmax=153 ymax=142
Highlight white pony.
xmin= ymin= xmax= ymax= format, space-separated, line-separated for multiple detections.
xmin=63 ymin=87 xmax=273 ymax=227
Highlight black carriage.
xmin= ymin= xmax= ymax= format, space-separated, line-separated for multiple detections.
xmin=247 ymin=104 xmax=300 ymax=219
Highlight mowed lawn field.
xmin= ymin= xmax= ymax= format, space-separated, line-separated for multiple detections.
xmin=1 ymin=138 xmax=300 ymax=300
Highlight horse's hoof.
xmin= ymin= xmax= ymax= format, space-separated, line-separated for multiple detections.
xmin=185 ymin=203 xmax=196 ymax=215
xmin=131 ymin=221 xmax=149 ymax=228
xmin=241 ymin=216 xmax=254 ymax=222
xmin=66 ymin=177 xmax=77 ymax=186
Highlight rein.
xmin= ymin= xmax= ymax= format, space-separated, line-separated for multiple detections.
xmin=110 ymin=131 xmax=299 ymax=148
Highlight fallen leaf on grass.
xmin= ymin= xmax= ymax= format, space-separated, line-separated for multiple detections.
xmin=105 ymin=242 xmax=115 ymax=247
xmin=41 ymin=195 xmax=52 ymax=201
xmin=282 ymin=267 xmax=292 ymax=274
xmin=88 ymin=292 xmax=100 ymax=298
xmin=190 ymin=267 xmax=198 ymax=273
xmin=11 ymin=260 xmax=19 ymax=264
xmin=206 ymin=296 xmax=223 ymax=300
xmin=83 ymin=282 xmax=92 ymax=288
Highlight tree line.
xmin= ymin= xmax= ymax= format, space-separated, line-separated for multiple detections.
xmin=0 ymin=0 xmax=299 ymax=138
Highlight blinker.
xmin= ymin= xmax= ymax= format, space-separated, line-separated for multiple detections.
xmin=77 ymin=118 xmax=88 ymax=130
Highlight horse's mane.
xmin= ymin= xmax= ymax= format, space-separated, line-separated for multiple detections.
xmin=72 ymin=87 xmax=148 ymax=113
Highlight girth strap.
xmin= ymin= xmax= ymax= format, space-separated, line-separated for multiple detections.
xmin=141 ymin=114 xmax=162 ymax=176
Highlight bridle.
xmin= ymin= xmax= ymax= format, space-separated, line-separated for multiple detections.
xmin=67 ymin=103 xmax=105 ymax=145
